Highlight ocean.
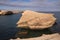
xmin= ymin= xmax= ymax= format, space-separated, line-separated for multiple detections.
xmin=0 ymin=12 xmax=60 ymax=40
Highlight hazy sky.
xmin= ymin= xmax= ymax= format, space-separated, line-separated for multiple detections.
xmin=0 ymin=0 xmax=60 ymax=11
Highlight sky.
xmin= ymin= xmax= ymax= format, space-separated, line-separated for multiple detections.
xmin=0 ymin=0 xmax=60 ymax=11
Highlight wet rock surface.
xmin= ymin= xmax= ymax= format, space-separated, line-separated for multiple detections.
xmin=10 ymin=33 xmax=60 ymax=40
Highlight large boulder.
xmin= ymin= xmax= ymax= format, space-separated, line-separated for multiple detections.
xmin=16 ymin=10 xmax=56 ymax=29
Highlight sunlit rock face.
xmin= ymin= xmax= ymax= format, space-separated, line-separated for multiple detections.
xmin=0 ymin=10 xmax=7 ymax=15
xmin=17 ymin=10 xmax=56 ymax=29
xmin=0 ymin=10 xmax=13 ymax=15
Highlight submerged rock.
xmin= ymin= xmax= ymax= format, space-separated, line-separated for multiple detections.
xmin=10 ymin=33 xmax=60 ymax=40
xmin=17 ymin=31 xmax=28 ymax=35
xmin=17 ymin=10 xmax=56 ymax=29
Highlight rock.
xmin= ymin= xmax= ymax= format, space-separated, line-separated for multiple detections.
xmin=17 ymin=31 xmax=28 ymax=35
xmin=10 ymin=33 xmax=60 ymax=40
xmin=17 ymin=10 xmax=56 ymax=29
xmin=0 ymin=10 xmax=13 ymax=15
xmin=5 ymin=11 xmax=13 ymax=15
xmin=0 ymin=10 xmax=1 ymax=11
xmin=0 ymin=10 xmax=6 ymax=15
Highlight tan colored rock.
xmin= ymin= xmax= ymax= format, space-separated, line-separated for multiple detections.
xmin=17 ymin=10 xmax=56 ymax=29
xmin=0 ymin=10 xmax=13 ymax=15
xmin=0 ymin=10 xmax=7 ymax=15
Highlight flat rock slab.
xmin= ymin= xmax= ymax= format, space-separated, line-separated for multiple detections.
xmin=17 ymin=10 xmax=56 ymax=29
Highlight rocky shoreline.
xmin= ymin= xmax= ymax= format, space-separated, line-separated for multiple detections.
xmin=0 ymin=10 xmax=22 ymax=15
xmin=10 ymin=33 xmax=60 ymax=40
xmin=0 ymin=10 xmax=60 ymax=40
xmin=10 ymin=10 xmax=60 ymax=40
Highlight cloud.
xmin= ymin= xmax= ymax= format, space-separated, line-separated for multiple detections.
xmin=0 ymin=0 xmax=60 ymax=11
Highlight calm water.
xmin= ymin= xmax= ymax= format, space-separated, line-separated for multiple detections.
xmin=0 ymin=12 xmax=60 ymax=40
xmin=0 ymin=14 xmax=22 ymax=40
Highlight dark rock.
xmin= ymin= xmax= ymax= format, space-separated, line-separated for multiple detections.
xmin=0 ymin=10 xmax=1 ymax=12
xmin=5 ymin=11 xmax=13 ymax=15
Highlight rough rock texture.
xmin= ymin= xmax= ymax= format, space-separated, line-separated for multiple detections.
xmin=10 ymin=33 xmax=60 ymax=40
xmin=17 ymin=10 xmax=56 ymax=29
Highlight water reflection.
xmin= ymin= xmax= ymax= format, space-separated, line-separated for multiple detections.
xmin=16 ymin=28 xmax=51 ymax=38
xmin=0 ymin=14 xmax=22 ymax=40
xmin=16 ymin=24 xmax=58 ymax=39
